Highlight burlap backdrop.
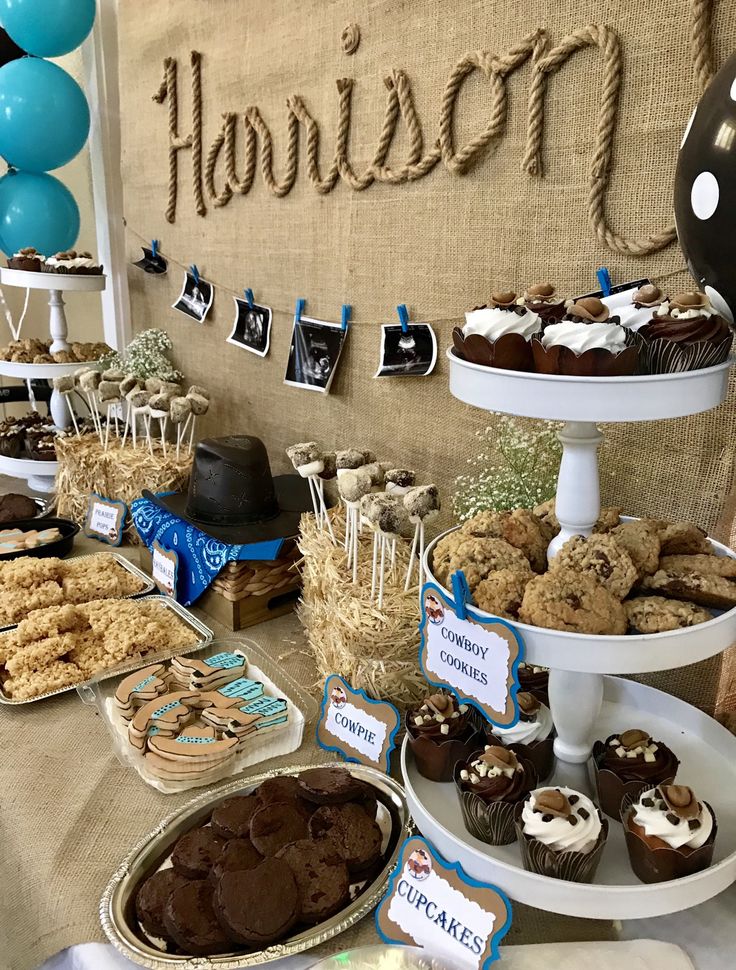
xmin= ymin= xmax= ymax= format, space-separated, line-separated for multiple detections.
xmin=117 ymin=0 xmax=736 ymax=714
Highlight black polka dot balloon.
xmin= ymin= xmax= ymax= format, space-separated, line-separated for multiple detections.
xmin=675 ymin=51 xmax=736 ymax=326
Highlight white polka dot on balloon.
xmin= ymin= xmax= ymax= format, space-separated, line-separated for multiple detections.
xmin=691 ymin=171 xmax=719 ymax=220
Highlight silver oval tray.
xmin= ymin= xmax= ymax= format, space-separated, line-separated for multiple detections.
xmin=101 ymin=762 xmax=410 ymax=968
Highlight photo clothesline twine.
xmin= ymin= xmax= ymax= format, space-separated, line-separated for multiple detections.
xmin=125 ymin=224 xmax=692 ymax=327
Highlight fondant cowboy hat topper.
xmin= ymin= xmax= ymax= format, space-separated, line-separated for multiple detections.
xmin=144 ymin=435 xmax=313 ymax=543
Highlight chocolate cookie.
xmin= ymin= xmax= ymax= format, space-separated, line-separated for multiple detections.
xmin=353 ymin=779 xmax=379 ymax=820
xmin=216 ymin=858 xmax=299 ymax=945
xmin=210 ymin=838 xmax=263 ymax=883
xmin=255 ymin=775 xmax=314 ymax=815
xmin=171 ymin=828 xmax=225 ymax=880
xmin=250 ymin=802 xmax=309 ymax=856
xmin=135 ymin=868 xmax=191 ymax=939
xmin=309 ymin=803 xmax=383 ymax=871
xmin=210 ymin=794 xmax=260 ymax=840
xmin=277 ymin=839 xmax=350 ymax=924
xmin=298 ymin=766 xmax=364 ymax=805
xmin=163 ymin=879 xmax=231 ymax=955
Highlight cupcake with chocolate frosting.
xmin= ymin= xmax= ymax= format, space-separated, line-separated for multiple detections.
xmin=518 ymin=283 xmax=566 ymax=324
xmin=452 ymin=290 xmax=541 ymax=372
xmin=406 ymin=692 xmax=485 ymax=782
xmin=623 ymin=783 xmax=716 ymax=883
xmin=489 ymin=691 xmax=555 ymax=781
xmin=618 ymin=284 xmax=666 ymax=332
xmin=531 ymin=297 xmax=639 ymax=377
xmin=638 ymin=291 xmax=732 ymax=373
xmin=517 ymin=662 xmax=549 ymax=704
xmin=593 ymin=728 xmax=679 ymax=819
xmin=515 ymin=786 xmax=608 ymax=882
xmin=454 ymin=744 xmax=536 ymax=845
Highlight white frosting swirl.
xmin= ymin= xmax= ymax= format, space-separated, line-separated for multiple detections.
xmin=541 ymin=321 xmax=627 ymax=353
xmin=463 ymin=305 xmax=541 ymax=341
xmin=618 ymin=304 xmax=658 ymax=332
xmin=494 ymin=701 xmax=553 ymax=744
xmin=654 ymin=300 xmax=714 ymax=321
xmin=522 ymin=787 xmax=602 ymax=854
xmin=631 ymin=787 xmax=713 ymax=849
xmin=12 ymin=250 xmax=44 ymax=260
xmin=45 ymin=255 xmax=100 ymax=270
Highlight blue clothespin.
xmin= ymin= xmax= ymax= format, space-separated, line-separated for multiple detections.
xmin=190 ymin=264 xmax=200 ymax=286
xmin=151 ymin=239 xmax=159 ymax=259
xmin=341 ymin=304 xmax=351 ymax=331
xmin=244 ymin=288 xmax=254 ymax=309
xmin=397 ymin=303 xmax=410 ymax=334
xmin=295 ymin=298 xmax=305 ymax=323
xmin=596 ymin=267 xmax=612 ymax=297
xmin=450 ymin=569 xmax=472 ymax=621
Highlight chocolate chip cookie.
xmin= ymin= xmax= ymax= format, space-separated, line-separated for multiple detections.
xmin=551 ymin=533 xmax=636 ymax=598
xmin=644 ymin=520 xmax=710 ymax=555
xmin=533 ymin=498 xmax=621 ymax=535
xmin=639 ymin=569 xmax=736 ymax=610
xmin=659 ymin=554 xmax=736 ymax=578
xmin=443 ymin=536 xmax=531 ymax=591
xmin=519 ymin=567 xmax=627 ymax=635
xmin=210 ymin=838 xmax=263 ymax=883
xmin=610 ymin=521 xmax=661 ymax=578
xmin=473 ymin=566 xmax=533 ymax=619
xmin=458 ymin=508 xmax=551 ymax=572
xmin=254 ymin=775 xmax=315 ymax=816
xmin=625 ymin=596 xmax=712 ymax=633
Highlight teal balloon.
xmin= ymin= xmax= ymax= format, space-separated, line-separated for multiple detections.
xmin=0 ymin=170 xmax=79 ymax=255
xmin=0 ymin=0 xmax=96 ymax=57
xmin=0 ymin=57 xmax=90 ymax=172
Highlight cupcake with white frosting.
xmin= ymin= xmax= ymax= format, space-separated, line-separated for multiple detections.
xmin=44 ymin=250 xmax=103 ymax=276
xmin=623 ymin=783 xmax=717 ymax=883
xmin=531 ymin=297 xmax=639 ymax=377
xmin=515 ymin=786 xmax=608 ymax=882
xmin=452 ymin=290 xmax=541 ymax=371
xmin=6 ymin=247 xmax=45 ymax=272
xmin=489 ymin=691 xmax=555 ymax=781
xmin=617 ymin=283 xmax=666 ymax=332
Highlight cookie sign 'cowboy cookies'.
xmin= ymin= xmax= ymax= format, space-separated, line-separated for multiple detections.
xmin=317 ymin=674 xmax=400 ymax=773
xmin=419 ymin=581 xmax=524 ymax=728
xmin=84 ymin=493 xmax=127 ymax=546
xmin=376 ymin=836 xmax=511 ymax=968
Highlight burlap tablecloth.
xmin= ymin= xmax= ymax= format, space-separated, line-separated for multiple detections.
xmin=0 ymin=537 xmax=612 ymax=970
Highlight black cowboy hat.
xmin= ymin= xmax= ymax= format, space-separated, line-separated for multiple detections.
xmin=144 ymin=435 xmax=312 ymax=544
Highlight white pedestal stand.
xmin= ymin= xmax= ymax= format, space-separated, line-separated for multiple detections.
xmin=0 ymin=268 xmax=106 ymax=493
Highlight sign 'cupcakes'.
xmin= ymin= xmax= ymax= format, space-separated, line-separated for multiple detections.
xmin=531 ymin=297 xmax=640 ymax=376
xmin=452 ymin=290 xmax=542 ymax=371
xmin=637 ymin=291 xmax=732 ymax=373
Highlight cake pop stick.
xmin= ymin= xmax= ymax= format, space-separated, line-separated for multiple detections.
xmin=361 ymin=493 xmax=390 ymax=600
xmin=124 ymin=389 xmax=150 ymax=449
xmin=286 ymin=442 xmax=324 ymax=524
xmin=374 ymin=497 xmax=407 ymax=609
xmin=149 ymin=392 xmax=172 ymax=456
xmin=385 ymin=469 xmax=416 ymax=496
xmin=185 ymin=391 xmax=209 ymax=454
xmin=316 ymin=451 xmax=337 ymax=536
xmin=52 ymin=375 xmax=80 ymax=437
xmin=338 ymin=468 xmax=372 ymax=583
xmin=169 ymin=396 xmax=192 ymax=459
xmin=99 ymin=380 xmax=122 ymax=451
xmin=404 ymin=485 xmax=441 ymax=597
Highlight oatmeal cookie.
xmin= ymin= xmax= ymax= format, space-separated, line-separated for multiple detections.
xmin=644 ymin=520 xmax=710 ymax=556
xmin=457 ymin=508 xmax=550 ymax=572
xmin=532 ymin=498 xmax=621 ymax=535
xmin=658 ymin=554 xmax=736 ymax=578
xmin=445 ymin=537 xmax=531 ymax=592
xmin=625 ymin=596 xmax=711 ymax=633
xmin=432 ymin=529 xmax=469 ymax=585
xmin=473 ymin=566 xmax=533 ymax=619
xmin=551 ymin=533 xmax=636 ymax=598
xmin=610 ymin=521 xmax=661 ymax=579
xmin=519 ymin=567 xmax=627 ymax=635
xmin=638 ymin=569 xmax=736 ymax=611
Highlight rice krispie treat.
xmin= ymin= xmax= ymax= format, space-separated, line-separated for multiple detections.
xmin=610 ymin=521 xmax=661 ymax=579
xmin=443 ymin=537 xmax=531 ymax=592
xmin=550 ymin=533 xmax=637 ymax=599
xmin=519 ymin=567 xmax=627 ymax=635
xmin=473 ymin=566 xmax=533 ymax=619
xmin=3 ymin=660 xmax=84 ymax=700
xmin=625 ymin=596 xmax=711 ymax=634
xmin=458 ymin=509 xmax=550 ymax=572
xmin=4 ymin=633 xmax=77 ymax=678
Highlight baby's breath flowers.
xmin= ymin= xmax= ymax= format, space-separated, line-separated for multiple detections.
xmin=99 ymin=329 xmax=183 ymax=383
xmin=453 ymin=415 xmax=561 ymax=520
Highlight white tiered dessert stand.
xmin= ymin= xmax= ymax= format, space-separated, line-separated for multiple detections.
xmin=402 ymin=348 xmax=736 ymax=919
xmin=0 ymin=268 xmax=106 ymax=493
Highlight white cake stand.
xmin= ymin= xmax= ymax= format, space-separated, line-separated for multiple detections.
xmin=411 ymin=350 xmax=736 ymax=918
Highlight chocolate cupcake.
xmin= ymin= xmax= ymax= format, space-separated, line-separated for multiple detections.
xmin=489 ymin=691 xmax=555 ymax=781
xmin=518 ymin=283 xmax=566 ymax=324
xmin=517 ymin=662 xmax=549 ymax=704
xmin=454 ymin=745 xmax=536 ymax=845
xmin=452 ymin=290 xmax=542 ymax=371
xmin=25 ymin=430 xmax=57 ymax=461
xmin=405 ymin=692 xmax=485 ymax=782
xmin=593 ymin=728 xmax=679 ymax=819
xmin=531 ymin=298 xmax=640 ymax=377
xmin=618 ymin=284 xmax=666 ymax=331
xmin=7 ymin=247 xmax=45 ymax=272
xmin=638 ymin=291 xmax=732 ymax=373
xmin=622 ymin=784 xmax=716 ymax=883
xmin=0 ymin=421 xmax=24 ymax=459
xmin=515 ymin=786 xmax=608 ymax=882
xmin=43 ymin=250 xmax=103 ymax=275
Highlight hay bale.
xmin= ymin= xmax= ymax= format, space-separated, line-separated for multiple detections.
xmin=55 ymin=435 xmax=191 ymax=544
xmin=297 ymin=511 xmax=425 ymax=710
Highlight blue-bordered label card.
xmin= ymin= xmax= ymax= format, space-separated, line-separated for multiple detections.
xmin=376 ymin=836 xmax=512 ymax=968
xmin=316 ymin=674 xmax=400 ymax=773
xmin=84 ymin=493 xmax=127 ymax=546
xmin=419 ymin=581 xmax=523 ymax=729
xmin=151 ymin=539 xmax=179 ymax=597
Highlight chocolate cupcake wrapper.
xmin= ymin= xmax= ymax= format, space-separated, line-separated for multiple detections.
xmin=453 ymin=755 xmax=537 ymax=845
xmin=531 ymin=327 xmax=641 ymax=378
xmin=639 ymin=332 xmax=732 ymax=375
xmin=592 ymin=741 xmax=679 ymax=820
xmin=452 ymin=329 xmax=541 ymax=372
xmin=405 ymin=709 xmax=486 ymax=783
xmin=620 ymin=795 xmax=717 ymax=883
xmin=487 ymin=732 xmax=555 ymax=783
xmin=514 ymin=802 xmax=608 ymax=883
